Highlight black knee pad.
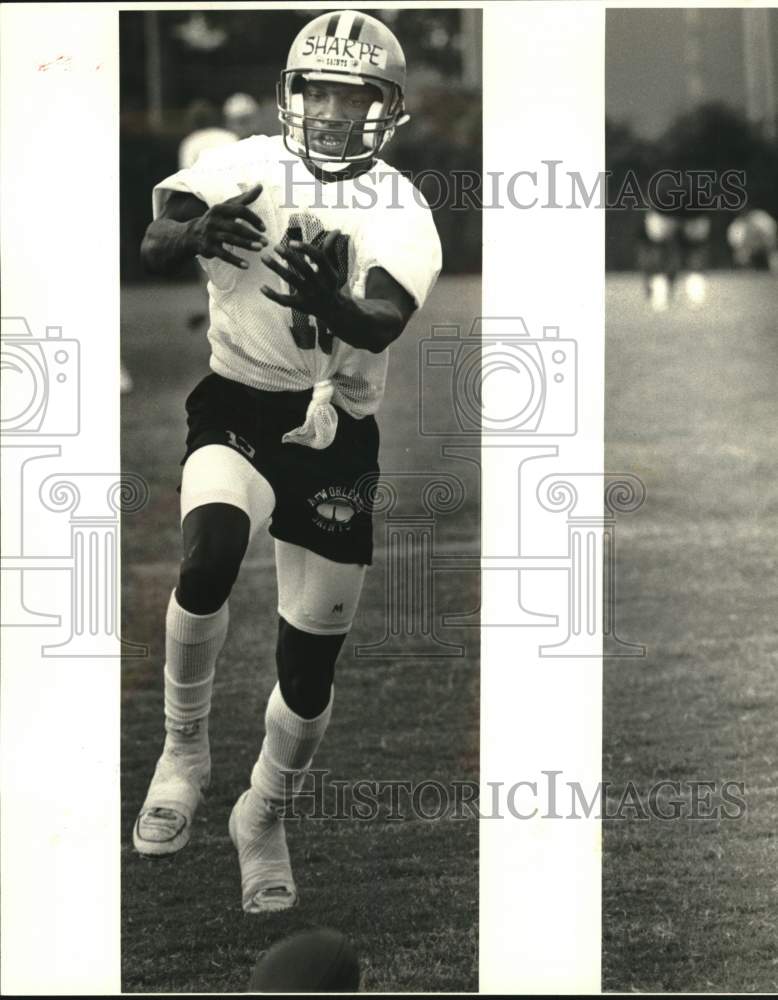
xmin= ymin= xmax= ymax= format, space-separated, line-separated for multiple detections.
xmin=177 ymin=503 xmax=251 ymax=615
xmin=276 ymin=617 xmax=346 ymax=719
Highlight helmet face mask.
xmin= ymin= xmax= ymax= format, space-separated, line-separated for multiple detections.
xmin=278 ymin=10 xmax=409 ymax=167
xmin=278 ymin=71 xmax=403 ymax=164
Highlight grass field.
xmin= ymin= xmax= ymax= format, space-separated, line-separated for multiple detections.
xmin=120 ymin=274 xmax=480 ymax=993
xmin=603 ymin=273 xmax=778 ymax=992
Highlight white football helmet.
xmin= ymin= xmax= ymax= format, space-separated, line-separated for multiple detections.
xmin=278 ymin=10 xmax=409 ymax=167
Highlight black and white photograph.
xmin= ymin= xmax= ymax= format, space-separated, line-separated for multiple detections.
xmin=119 ymin=7 xmax=481 ymax=993
xmin=4 ymin=1 xmax=778 ymax=995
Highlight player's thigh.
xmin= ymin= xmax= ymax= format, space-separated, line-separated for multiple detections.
xmin=275 ymin=540 xmax=366 ymax=635
xmin=181 ymin=443 xmax=275 ymax=538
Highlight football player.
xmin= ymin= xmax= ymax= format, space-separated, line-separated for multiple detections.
xmin=133 ymin=9 xmax=442 ymax=916
xmin=635 ymin=210 xmax=681 ymax=312
xmin=678 ymin=215 xmax=711 ymax=307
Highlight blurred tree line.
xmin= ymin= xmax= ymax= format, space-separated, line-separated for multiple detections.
xmin=120 ymin=9 xmax=482 ymax=281
xmin=606 ymin=102 xmax=778 ymax=269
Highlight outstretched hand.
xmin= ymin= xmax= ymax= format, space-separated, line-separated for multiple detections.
xmin=261 ymin=230 xmax=346 ymax=317
xmin=187 ymin=184 xmax=267 ymax=269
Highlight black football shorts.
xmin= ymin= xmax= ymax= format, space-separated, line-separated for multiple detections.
xmin=180 ymin=372 xmax=380 ymax=566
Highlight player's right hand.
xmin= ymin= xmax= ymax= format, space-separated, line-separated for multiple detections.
xmin=188 ymin=185 xmax=267 ymax=269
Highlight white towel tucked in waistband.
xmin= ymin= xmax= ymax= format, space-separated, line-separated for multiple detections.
xmin=281 ymin=379 xmax=338 ymax=450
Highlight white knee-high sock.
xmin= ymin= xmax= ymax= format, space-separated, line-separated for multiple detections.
xmin=163 ymin=589 xmax=229 ymax=743
xmin=249 ymin=683 xmax=333 ymax=807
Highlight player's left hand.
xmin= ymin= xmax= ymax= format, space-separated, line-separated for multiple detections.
xmin=261 ymin=230 xmax=346 ymax=318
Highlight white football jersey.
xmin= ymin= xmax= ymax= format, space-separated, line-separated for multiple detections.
xmin=152 ymin=134 xmax=442 ymax=420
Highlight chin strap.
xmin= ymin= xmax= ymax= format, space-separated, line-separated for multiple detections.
xmin=282 ymin=379 xmax=338 ymax=450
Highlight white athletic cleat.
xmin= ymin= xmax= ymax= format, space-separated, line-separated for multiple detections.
xmin=133 ymin=740 xmax=210 ymax=857
xmin=229 ymin=789 xmax=298 ymax=914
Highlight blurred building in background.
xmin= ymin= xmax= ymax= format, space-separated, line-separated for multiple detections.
xmin=606 ymin=7 xmax=778 ymax=271
xmin=120 ymin=8 xmax=482 ymax=281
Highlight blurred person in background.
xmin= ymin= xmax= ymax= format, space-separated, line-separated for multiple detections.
xmin=132 ymin=9 xmax=442 ymax=918
xmin=179 ymin=98 xmax=238 ymax=170
xmin=727 ymin=208 xmax=778 ymax=272
xmin=636 ymin=210 xmax=682 ymax=312
xmin=679 ymin=214 xmax=711 ymax=307
xmin=636 ymin=210 xmax=715 ymax=311
xmin=178 ymin=98 xmax=247 ymax=328
xmin=223 ymin=92 xmax=261 ymax=141
xmin=120 ymin=361 xmax=134 ymax=394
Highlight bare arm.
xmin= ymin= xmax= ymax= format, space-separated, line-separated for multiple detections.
xmin=319 ymin=266 xmax=416 ymax=353
xmin=261 ymin=231 xmax=416 ymax=354
xmin=140 ymin=185 xmax=268 ymax=276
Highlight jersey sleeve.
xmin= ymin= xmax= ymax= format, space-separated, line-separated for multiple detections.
xmin=355 ymin=175 xmax=443 ymax=310
xmin=151 ymin=137 xmax=266 ymax=219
